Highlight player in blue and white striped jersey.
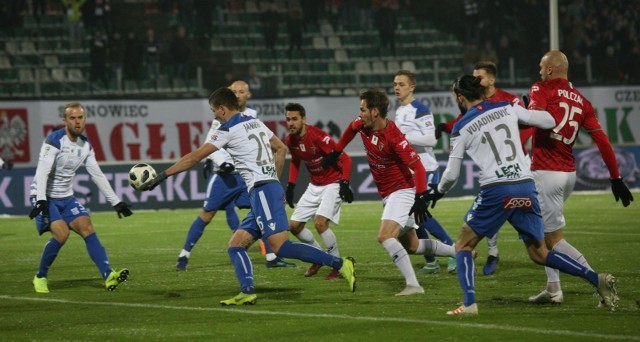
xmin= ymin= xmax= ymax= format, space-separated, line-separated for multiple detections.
xmin=431 ymin=75 xmax=618 ymax=315
xmin=28 ymin=102 xmax=132 ymax=293
xmin=141 ymin=87 xmax=356 ymax=305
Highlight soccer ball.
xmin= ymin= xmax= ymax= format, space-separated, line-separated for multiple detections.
xmin=128 ymin=163 xmax=156 ymax=191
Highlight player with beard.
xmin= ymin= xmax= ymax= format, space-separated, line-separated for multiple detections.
xmin=284 ymin=102 xmax=353 ymax=280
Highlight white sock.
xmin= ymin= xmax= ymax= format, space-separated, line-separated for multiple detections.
xmin=416 ymin=239 xmax=455 ymax=257
xmin=486 ymin=233 xmax=499 ymax=257
xmin=178 ymin=250 xmax=190 ymax=258
xmin=382 ymin=238 xmax=419 ymax=287
xmin=320 ymin=229 xmax=340 ymax=257
xmin=294 ymin=228 xmax=322 ymax=249
xmin=553 ymin=238 xmax=592 ymax=269
xmin=266 ymin=253 xmax=277 ymax=262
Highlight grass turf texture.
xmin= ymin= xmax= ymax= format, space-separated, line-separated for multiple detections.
xmin=1 ymin=192 xmax=639 ymax=341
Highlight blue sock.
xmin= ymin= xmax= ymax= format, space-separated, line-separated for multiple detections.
xmin=456 ymin=250 xmax=476 ymax=306
xmin=263 ymin=239 xmax=274 ymax=255
xmin=228 ymin=247 xmax=255 ymax=294
xmin=277 ymin=240 xmax=343 ymax=269
xmin=545 ymin=251 xmax=598 ymax=286
xmin=416 ymin=222 xmax=435 ymax=263
xmin=37 ymin=238 xmax=63 ymax=278
xmin=424 ymin=217 xmax=454 ymax=245
xmin=183 ymin=217 xmax=208 ymax=252
xmin=84 ymin=233 xmax=112 ymax=279
xmin=225 ymin=205 xmax=239 ymax=231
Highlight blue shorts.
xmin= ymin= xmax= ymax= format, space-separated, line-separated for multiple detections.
xmin=237 ymin=181 xmax=289 ymax=240
xmin=203 ymin=173 xmax=250 ymax=212
xmin=427 ymin=170 xmax=441 ymax=187
xmin=31 ymin=196 xmax=89 ymax=235
xmin=464 ymin=181 xmax=544 ymax=242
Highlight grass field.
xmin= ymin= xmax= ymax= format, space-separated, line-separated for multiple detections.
xmin=1 ymin=192 xmax=639 ymax=341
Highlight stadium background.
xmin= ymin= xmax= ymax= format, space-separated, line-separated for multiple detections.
xmin=1 ymin=0 xmax=638 ymax=214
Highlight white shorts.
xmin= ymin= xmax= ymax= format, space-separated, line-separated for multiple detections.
xmin=381 ymin=188 xmax=416 ymax=235
xmin=291 ymin=183 xmax=341 ymax=225
xmin=533 ymin=170 xmax=576 ymax=233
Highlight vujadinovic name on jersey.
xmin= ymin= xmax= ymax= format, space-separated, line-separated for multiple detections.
xmin=465 ymin=108 xmax=510 ymax=135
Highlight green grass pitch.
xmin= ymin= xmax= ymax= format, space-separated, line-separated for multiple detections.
xmin=1 ymin=192 xmax=639 ymax=341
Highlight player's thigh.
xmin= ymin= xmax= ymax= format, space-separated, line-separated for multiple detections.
xmin=533 ymin=171 xmax=575 ymax=232
xmin=250 ymin=182 xmax=289 ymax=238
xmin=381 ymin=188 xmax=414 ymax=239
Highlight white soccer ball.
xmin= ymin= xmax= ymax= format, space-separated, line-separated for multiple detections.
xmin=128 ymin=163 xmax=156 ymax=191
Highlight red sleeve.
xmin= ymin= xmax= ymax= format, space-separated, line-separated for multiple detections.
xmin=338 ymin=152 xmax=352 ymax=180
xmin=590 ymin=130 xmax=620 ymax=179
xmin=335 ymin=120 xmax=359 ymax=152
xmin=519 ymin=127 xmax=534 ymax=154
xmin=409 ymin=160 xmax=427 ymax=193
xmin=287 ymin=155 xmax=300 ymax=184
xmin=444 ymin=114 xmax=463 ymax=133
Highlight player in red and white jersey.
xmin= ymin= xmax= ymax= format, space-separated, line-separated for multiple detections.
xmin=284 ymin=103 xmax=354 ymax=280
xmin=323 ymin=88 xmax=455 ymax=296
xmin=527 ymin=50 xmax=633 ymax=306
xmin=437 ymin=61 xmax=533 ymax=276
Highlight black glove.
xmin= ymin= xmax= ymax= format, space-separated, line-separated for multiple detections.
xmin=29 ymin=200 xmax=48 ymax=219
xmin=218 ymin=162 xmax=235 ymax=174
xmin=203 ymin=159 xmax=213 ymax=179
xmin=321 ymin=150 xmax=342 ymax=169
xmin=113 ymin=202 xmax=133 ymax=218
xmin=140 ymin=171 xmax=168 ymax=191
xmin=522 ymin=95 xmax=530 ymax=108
xmin=409 ymin=191 xmax=431 ymax=224
xmin=435 ymin=123 xmax=447 ymax=140
xmin=425 ymin=187 xmax=445 ymax=209
xmin=610 ymin=177 xmax=633 ymax=207
xmin=285 ymin=182 xmax=295 ymax=208
xmin=339 ymin=180 xmax=354 ymax=203
xmin=2 ymin=160 xmax=13 ymax=170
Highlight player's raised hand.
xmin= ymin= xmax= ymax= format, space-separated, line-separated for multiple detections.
xmin=113 ymin=202 xmax=133 ymax=218
xmin=426 ymin=186 xmax=445 ymax=209
xmin=610 ymin=177 xmax=634 ymax=207
xmin=435 ymin=123 xmax=447 ymax=140
xmin=339 ymin=180 xmax=354 ymax=203
xmin=285 ymin=182 xmax=295 ymax=208
xmin=321 ymin=150 xmax=342 ymax=169
xmin=140 ymin=171 xmax=168 ymax=191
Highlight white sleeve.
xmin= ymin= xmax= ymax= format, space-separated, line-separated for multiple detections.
xmin=85 ymin=152 xmax=120 ymax=206
xmin=34 ymin=143 xmax=58 ymax=201
xmin=405 ymin=132 xmax=436 ymax=148
xmin=438 ymin=157 xmax=461 ymax=194
xmin=515 ymin=107 xmax=555 ymax=129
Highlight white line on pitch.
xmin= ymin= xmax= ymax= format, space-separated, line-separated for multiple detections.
xmin=0 ymin=295 xmax=637 ymax=341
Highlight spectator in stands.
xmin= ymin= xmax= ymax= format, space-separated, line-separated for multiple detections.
xmin=93 ymin=0 xmax=113 ymax=35
xmin=194 ymin=0 xmax=214 ymax=42
xmin=169 ymin=25 xmax=190 ymax=81
xmin=90 ymin=30 xmax=109 ymax=87
xmin=479 ymin=40 xmax=498 ymax=64
xmin=108 ymin=31 xmax=125 ymax=85
xmin=61 ymin=0 xmax=87 ymax=50
xmin=244 ymin=64 xmax=263 ymax=99
xmin=33 ymin=0 xmax=46 ymax=23
xmin=601 ymin=45 xmax=624 ymax=83
xmin=374 ymin=0 xmax=397 ymax=55
xmin=261 ymin=1 xmax=280 ymax=55
xmin=123 ymin=30 xmax=143 ymax=83
xmin=144 ymin=28 xmax=161 ymax=80
xmin=286 ymin=7 xmax=304 ymax=55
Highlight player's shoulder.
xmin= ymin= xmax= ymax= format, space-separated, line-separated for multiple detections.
xmin=409 ymin=99 xmax=431 ymax=118
xmin=243 ymin=106 xmax=258 ymax=118
xmin=220 ymin=113 xmax=259 ymax=131
xmin=45 ymin=128 xmax=68 ymax=148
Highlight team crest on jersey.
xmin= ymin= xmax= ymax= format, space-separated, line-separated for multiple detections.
xmin=299 ymin=144 xmax=306 ymax=152
xmin=379 ymin=143 xmax=385 ymax=151
xmin=210 ymin=133 xmax=218 ymax=141
xmin=311 ymin=147 xmax=316 ymax=154
xmin=371 ymin=135 xmax=378 ymax=145
xmin=531 ymin=85 xmax=539 ymax=92
xmin=503 ymin=197 xmax=532 ymax=209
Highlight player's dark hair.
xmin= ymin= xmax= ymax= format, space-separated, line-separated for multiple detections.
xmin=285 ymin=103 xmax=306 ymax=117
xmin=394 ymin=69 xmax=416 ymax=86
xmin=209 ymin=87 xmax=240 ymax=111
xmin=452 ymin=75 xmax=485 ymax=102
xmin=473 ymin=61 xmax=498 ymax=77
xmin=360 ymin=88 xmax=389 ymax=118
